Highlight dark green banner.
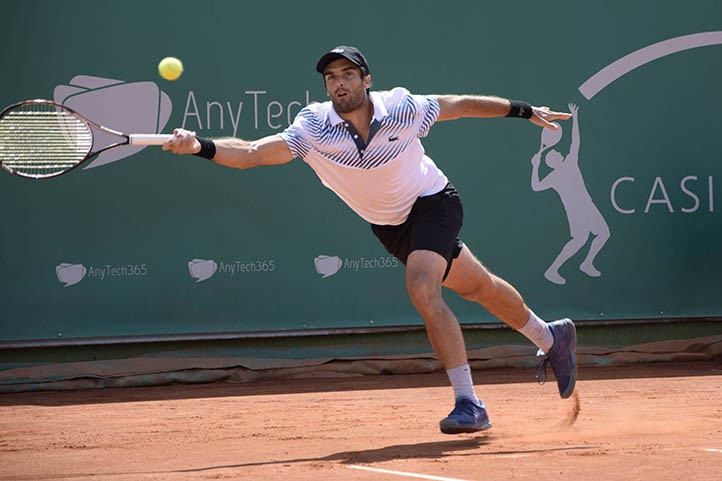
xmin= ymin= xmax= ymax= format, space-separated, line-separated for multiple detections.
xmin=1 ymin=0 xmax=721 ymax=343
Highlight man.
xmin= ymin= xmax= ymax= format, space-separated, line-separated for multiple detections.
xmin=163 ymin=46 xmax=576 ymax=435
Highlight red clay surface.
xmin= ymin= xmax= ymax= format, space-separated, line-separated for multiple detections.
xmin=1 ymin=361 xmax=720 ymax=481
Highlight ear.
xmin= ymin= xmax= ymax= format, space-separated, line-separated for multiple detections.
xmin=364 ymin=74 xmax=372 ymax=90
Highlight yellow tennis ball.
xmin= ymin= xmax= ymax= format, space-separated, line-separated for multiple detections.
xmin=158 ymin=57 xmax=183 ymax=81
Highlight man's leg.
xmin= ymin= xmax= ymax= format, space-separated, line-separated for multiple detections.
xmin=443 ymin=245 xmax=536 ymax=330
xmin=406 ymin=250 xmax=467 ymax=369
xmin=443 ymin=245 xmax=577 ymax=399
xmin=405 ymin=249 xmax=490 ymax=434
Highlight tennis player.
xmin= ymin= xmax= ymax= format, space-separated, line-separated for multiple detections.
xmin=163 ymin=46 xmax=576 ymax=434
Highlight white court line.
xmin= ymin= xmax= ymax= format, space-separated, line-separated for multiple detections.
xmin=703 ymin=448 xmax=722 ymax=453
xmin=348 ymin=464 xmax=474 ymax=481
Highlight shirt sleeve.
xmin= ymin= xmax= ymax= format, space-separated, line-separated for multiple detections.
xmin=414 ymin=94 xmax=440 ymax=138
xmin=279 ymin=109 xmax=313 ymax=159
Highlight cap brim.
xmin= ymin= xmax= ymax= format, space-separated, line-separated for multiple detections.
xmin=315 ymin=52 xmax=347 ymax=74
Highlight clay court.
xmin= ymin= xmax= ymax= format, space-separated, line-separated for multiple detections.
xmin=0 ymin=361 xmax=720 ymax=481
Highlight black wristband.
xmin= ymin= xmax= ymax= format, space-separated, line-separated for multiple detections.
xmin=194 ymin=137 xmax=216 ymax=160
xmin=506 ymin=100 xmax=533 ymax=119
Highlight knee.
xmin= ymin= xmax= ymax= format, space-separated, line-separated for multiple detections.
xmin=406 ymin=273 xmax=442 ymax=308
xmin=454 ymin=277 xmax=492 ymax=305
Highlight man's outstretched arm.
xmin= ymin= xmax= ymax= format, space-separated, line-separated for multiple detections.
xmin=436 ymin=95 xmax=571 ymax=129
xmin=162 ymin=129 xmax=295 ymax=169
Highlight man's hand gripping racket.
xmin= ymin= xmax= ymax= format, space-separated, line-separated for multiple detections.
xmin=162 ymin=129 xmax=202 ymax=156
xmin=0 ymin=99 xmax=172 ymax=179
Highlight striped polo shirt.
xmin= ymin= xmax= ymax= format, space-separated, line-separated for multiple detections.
xmin=280 ymin=87 xmax=448 ymax=226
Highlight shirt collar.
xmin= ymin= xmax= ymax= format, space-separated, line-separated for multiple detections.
xmin=326 ymin=91 xmax=388 ymax=126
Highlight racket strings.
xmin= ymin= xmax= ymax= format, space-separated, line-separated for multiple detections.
xmin=0 ymin=104 xmax=92 ymax=178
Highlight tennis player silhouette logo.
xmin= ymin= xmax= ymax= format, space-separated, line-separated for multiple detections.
xmin=531 ymin=103 xmax=610 ymax=285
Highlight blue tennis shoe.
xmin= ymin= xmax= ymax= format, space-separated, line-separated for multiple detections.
xmin=439 ymin=397 xmax=492 ymax=434
xmin=535 ymin=318 xmax=577 ymax=398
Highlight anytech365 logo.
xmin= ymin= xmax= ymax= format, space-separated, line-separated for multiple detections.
xmin=188 ymin=258 xmax=277 ymax=283
xmin=56 ymin=263 xmax=87 ymax=287
xmin=56 ymin=262 xmax=149 ymax=287
xmin=314 ymin=254 xmax=399 ymax=279
xmin=53 ymin=75 xmax=172 ymax=169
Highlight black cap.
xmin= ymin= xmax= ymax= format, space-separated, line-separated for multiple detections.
xmin=315 ymin=46 xmax=370 ymax=76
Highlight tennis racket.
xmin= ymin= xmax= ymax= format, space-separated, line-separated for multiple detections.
xmin=0 ymin=99 xmax=172 ymax=179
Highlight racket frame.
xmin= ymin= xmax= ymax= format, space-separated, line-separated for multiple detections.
xmin=0 ymin=99 xmax=171 ymax=179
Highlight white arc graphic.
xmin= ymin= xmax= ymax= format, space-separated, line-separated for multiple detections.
xmin=579 ymin=31 xmax=722 ymax=99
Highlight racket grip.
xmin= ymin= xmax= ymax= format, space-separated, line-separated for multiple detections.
xmin=128 ymin=134 xmax=173 ymax=145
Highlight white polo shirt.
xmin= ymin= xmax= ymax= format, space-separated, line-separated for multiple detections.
xmin=280 ymin=87 xmax=448 ymax=225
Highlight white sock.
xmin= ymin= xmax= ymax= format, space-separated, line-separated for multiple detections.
xmin=446 ymin=364 xmax=483 ymax=407
xmin=517 ymin=310 xmax=554 ymax=353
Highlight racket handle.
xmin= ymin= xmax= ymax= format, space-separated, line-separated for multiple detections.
xmin=128 ymin=134 xmax=173 ymax=145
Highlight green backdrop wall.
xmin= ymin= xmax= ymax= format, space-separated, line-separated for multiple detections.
xmin=1 ymin=0 xmax=721 ymax=343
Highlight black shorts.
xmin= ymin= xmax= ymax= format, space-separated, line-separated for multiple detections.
xmin=370 ymin=183 xmax=464 ymax=279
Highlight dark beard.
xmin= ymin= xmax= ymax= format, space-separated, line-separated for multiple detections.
xmin=332 ymin=90 xmax=366 ymax=113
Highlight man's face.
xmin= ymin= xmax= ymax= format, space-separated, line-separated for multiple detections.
xmin=323 ymin=58 xmax=371 ymax=113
